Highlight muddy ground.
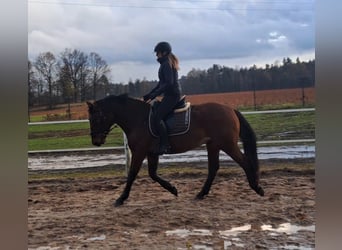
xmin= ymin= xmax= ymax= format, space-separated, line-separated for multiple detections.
xmin=28 ymin=159 xmax=315 ymax=249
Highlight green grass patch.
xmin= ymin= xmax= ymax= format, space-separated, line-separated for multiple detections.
xmin=245 ymin=111 xmax=315 ymax=141
xmin=237 ymin=103 xmax=315 ymax=111
xmin=28 ymin=123 xmax=123 ymax=151
xmin=28 ymin=108 xmax=315 ymax=151
xmin=29 ymin=122 xmax=89 ymax=133
xmin=29 ymin=115 xmax=46 ymax=122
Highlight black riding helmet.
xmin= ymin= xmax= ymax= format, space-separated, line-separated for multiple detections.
xmin=154 ymin=42 xmax=172 ymax=55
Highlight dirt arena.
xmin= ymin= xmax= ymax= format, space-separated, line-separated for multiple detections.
xmin=28 ymin=160 xmax=315 ymax=249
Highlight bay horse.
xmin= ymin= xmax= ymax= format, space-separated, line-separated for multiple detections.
xmin=87 ymin=94 xmax=264 ymax=206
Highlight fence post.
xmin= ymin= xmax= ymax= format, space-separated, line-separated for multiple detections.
xmin=123 ymin=133 xmax=131 ymax=176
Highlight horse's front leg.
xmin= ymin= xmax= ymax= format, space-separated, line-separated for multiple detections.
xmin=114 ymin=151 xmax=145 ymax=207
xmin=147 ymin=154 xmax=178 ymax=196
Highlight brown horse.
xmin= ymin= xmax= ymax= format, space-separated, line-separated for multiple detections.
xmin=87 ymin=94 xmax=264 ymax=206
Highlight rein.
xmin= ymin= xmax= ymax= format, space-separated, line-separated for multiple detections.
xmin=90 ymin=124 xmax=116 ymax=137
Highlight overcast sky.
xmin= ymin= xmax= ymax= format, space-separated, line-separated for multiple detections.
xmin=28 ymin=0 xmax=315 ymax=83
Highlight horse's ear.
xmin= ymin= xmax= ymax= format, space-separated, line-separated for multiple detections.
xmin=86 ymin=101 xmax=93 ymax=111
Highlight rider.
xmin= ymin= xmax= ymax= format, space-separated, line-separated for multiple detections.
xmin=143 ymin=41 xmax=182 ymax=155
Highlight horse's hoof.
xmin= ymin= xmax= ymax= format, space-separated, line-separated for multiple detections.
xmin=114 ymin=199 xmax=124 ymax=207
xmin=195 ymin=194 xmax=205 ymax=200
xmin=257 ymin=186 xmax=265 ymax=196
xmin=171 ymin=186 xmax=178 ymax=196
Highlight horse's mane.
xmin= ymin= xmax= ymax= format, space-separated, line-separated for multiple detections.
xmin=97 ymin=93 xmax=141 ymax=104
xmin=96 ymin=93 xmax=149 ymax=111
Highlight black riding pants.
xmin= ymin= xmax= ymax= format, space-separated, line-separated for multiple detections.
xmin=153 ymin=95 xmax=180 ymax=129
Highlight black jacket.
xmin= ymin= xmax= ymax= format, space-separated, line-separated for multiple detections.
xmin=149 ymin=56 xmax=182 ymax=97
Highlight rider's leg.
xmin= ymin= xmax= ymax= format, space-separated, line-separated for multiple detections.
xmin=153 ymin=95 xmax=179 ymax=155
xmin=155 ymin=119 xmax=170 ymax=155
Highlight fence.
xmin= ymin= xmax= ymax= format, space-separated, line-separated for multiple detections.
xmin=28 ymin=108 xmax=315 ymax=171
xmin=28 ymin=107 xmax=315 ymax=153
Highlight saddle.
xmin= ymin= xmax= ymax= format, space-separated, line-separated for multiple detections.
xmin=149 ymin=96 xmax=191 ymax=137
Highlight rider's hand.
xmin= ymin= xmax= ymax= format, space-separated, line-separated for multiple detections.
xmin=143 ymin=94 xmax=151 ymax=102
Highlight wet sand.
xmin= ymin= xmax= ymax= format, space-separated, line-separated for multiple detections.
xmin=28 ymin=160 xmax=315 ymax=249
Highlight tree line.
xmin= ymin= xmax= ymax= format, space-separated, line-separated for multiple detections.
xmin=28 ymin=49 xmax=111 ymax=109
xmin=29 ymin=49 xmax=315 ymax=108
xmin=180 ymin=57 xmax=315 ymax=95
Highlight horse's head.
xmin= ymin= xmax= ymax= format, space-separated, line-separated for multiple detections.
xmin=87 ymin=94 xmax=148 ymax=146
xmin=86 ymin=101 xmax=113 ymax=146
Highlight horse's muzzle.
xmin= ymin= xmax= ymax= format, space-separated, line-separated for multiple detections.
xmin=92 ymin=141 xmax=102 ymax=147
xmin=91 ymin=135 xmax=106 ymax=146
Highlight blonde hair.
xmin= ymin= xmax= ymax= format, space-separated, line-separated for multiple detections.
xmin=168 ymin=53 xmax=180 ymax=70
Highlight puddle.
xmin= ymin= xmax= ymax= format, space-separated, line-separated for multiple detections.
xmin=192 ymin=244 xmax=213 ymax=250
xmin=219 ymin=224 xmax=251 ymax=237
xmin=220 ymin=223 xmax=315 ymax=238
xmin=86 ymin=234 xmax=106 ymax=241
xmin=165 ymin=229 xmax=212 ymax=238
xmin=280 ymin=245 xmax=313 ymax=250
xmin=261 ymin=223 xmax=315 ymax=235
xmin=28 ymin=145 xmax=315 ymax=170
xmin=224 ymin=240 xmax=245 ymax=248
xmin=166 ymin=223 xmax=315 ymax=249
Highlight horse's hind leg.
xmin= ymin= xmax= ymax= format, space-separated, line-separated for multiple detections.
xmin=223 ymin=144 xmax=264 ymax=196
xmin=147 ymin=154 xmax=178 ymax=196
xmin=196 ymin=142 xmax=220 ymax=199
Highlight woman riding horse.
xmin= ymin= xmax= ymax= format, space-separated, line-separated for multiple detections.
xmin=86 ymin=43 xmax=264 ymax=207
xmin=143 ymin=41 xmax=182 ymax=155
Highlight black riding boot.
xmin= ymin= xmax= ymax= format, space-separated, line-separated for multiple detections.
xmin=155 ymin=120 xmax=171 ymax=155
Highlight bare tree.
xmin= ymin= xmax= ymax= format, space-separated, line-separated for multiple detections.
xmin=56 ymin=64 xmax=73 ymax=103
xmin=59 ymin=49 xmax=88 ymax=102
xmin=28 ymin=60 xmax=38 ymax=107
xmin=88 ymin=52 xmax=110 ymax=100
xmin=28 ymin=60 xmax=40 ymax=121
xmin=99 ymin=74 xmax=110 ymax=96
xmin=34 ymin=52 xmax=57 ymax=109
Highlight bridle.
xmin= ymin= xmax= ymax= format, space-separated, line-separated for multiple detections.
xmin=90 ymin=126 xmax=114 ymax=137
xmin=89 ymin=111 xmax=115 ymax=137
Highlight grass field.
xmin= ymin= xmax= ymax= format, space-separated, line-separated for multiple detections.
xmin=28 ymin=110 xmax=315 ymax=151
xmin=29 ymin=124 xmax=123 ymax=151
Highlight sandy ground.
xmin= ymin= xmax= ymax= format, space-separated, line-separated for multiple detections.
xmin=28 ymin=160 xmax=315 ymax=250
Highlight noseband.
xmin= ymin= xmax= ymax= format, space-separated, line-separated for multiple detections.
xmin=90 ymin=126 xmax=114 ymax=137
xmin=89 ymin=111 xmax=115 ymax=137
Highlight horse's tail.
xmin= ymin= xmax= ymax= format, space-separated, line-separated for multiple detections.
xmin=234 ymin=110 xmax=259 ymax=180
